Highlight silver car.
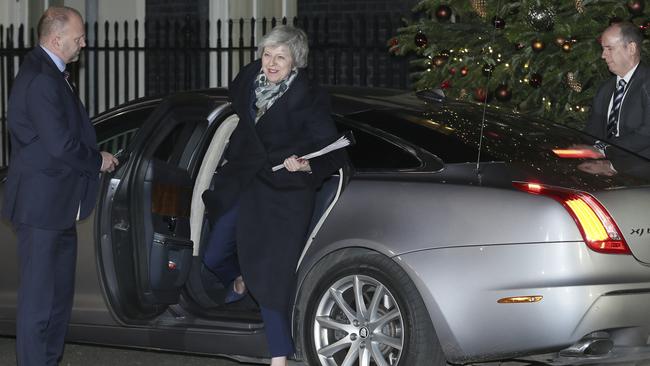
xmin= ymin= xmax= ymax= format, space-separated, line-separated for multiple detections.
xmin=1 ymin=88 xmax=649 ymax=366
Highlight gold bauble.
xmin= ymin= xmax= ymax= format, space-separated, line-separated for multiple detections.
xmin=566 ymin=72 xmax=583 ymax=92
xmin=471 ymin=0 xmax=488 ymax=18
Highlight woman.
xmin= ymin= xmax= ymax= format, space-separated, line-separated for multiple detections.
xmin=201 ymin=25 xmax=345 ymax=366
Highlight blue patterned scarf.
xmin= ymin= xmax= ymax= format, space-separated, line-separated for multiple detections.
xmin=253 ymin=68 xmax=298 ymax=123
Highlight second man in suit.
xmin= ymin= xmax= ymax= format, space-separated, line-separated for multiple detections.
xmin=580 ymin=21 xmax=650 ymax=175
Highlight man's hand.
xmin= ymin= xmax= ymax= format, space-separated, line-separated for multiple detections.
xmin=577 ymin=160 xmax=617 ymax=176
xmin=283 ymin=155 xmax=311 ymax=172
xmin=100 ymin=151 xmax=119 ymax=173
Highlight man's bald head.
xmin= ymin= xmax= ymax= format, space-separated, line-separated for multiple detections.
xmin=37 ymin=6 xmax=83 ymax=43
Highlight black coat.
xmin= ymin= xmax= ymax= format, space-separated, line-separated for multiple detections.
xmin=1 ymin=46 xmax=101 ymax=229
xmin=203 ymin=60 xmax=344 ymax=310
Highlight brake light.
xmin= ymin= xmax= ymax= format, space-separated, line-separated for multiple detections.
xmin=513 ymin=182 xmax=630 ymax=255
xmin=552 ymin=148 xmax=603 ymax=159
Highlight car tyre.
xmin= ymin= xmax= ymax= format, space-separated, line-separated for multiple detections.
xmin=296 ymin=249 xmax=446 ymax=366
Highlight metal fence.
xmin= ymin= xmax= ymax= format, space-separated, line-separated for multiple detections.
xmin=0 ymin=14 xmax=410 ymax=168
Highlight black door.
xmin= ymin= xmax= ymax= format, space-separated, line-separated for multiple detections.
xmin=96 ymin=94 xmax=230 ymax=321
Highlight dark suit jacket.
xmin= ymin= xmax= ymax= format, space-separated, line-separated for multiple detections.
xmin=1 ymin=46 xmax=102 ymax=230
xmin=203 ymin=59 xmax=345 ymax=310
xmin=584 ymin=63 xmax=650 ymax=159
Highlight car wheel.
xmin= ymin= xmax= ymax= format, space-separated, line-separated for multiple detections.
xmin=297 ymin=249 xmax=446 ymax=366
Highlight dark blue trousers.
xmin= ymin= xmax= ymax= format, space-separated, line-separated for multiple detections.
xmin=15 ymin=224 xmax=77 ymax=366
xmin=202 ymin=202 xmax=295 ymax=357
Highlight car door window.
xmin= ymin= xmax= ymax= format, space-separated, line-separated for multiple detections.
xmin=96 ymin=105 xmax=158 ymax=154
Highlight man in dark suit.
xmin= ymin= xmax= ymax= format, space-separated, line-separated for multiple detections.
xmin=580 ymin=21 xmax=650 ymax=175
xmin=0 ymin=6 xmax=118 ymax=365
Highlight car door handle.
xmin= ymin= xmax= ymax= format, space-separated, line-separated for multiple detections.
xmin=113 ymin=219 xmax=129 ymax=231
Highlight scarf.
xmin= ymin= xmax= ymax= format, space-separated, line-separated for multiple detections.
xmin=253 ymin=68 xmax=298 ymax=123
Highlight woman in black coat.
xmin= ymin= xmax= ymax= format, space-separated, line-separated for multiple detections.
xmin=201 ymin=25 xmax=345 ymax=366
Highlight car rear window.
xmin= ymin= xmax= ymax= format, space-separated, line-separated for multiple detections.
xmin=346 ymin=109 xmax=497 ymax=164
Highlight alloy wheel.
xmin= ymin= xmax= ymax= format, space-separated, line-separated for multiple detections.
xmin=312 ymin=274 xmax=404 ymax=366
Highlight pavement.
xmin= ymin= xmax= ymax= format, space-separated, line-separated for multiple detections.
xmin=0 ymin=336 xmax=257 ymax=366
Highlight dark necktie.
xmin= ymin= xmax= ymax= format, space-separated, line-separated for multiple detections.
xmin=607 ymin=79 xmax=627 ymax=138
xmin=62 ymin=70 xmax=75 ymax=92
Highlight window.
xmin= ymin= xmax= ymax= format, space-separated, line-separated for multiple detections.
xmin=335 ymin=119 xmax=422 ymax=171
xmin=96 ymin=105 xmax=157 ymax=154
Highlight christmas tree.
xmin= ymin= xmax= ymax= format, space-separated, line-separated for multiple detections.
xmin=391 ymin=0 xmax=649 ymax=127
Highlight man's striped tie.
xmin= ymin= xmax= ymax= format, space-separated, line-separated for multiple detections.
xmin=607 ymin=79 xmax=627 ymax=138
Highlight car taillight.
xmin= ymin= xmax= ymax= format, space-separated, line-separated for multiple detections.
xmin=513 ymin=182 xmax=630 ymax=255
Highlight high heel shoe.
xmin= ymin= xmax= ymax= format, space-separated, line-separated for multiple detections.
xmin=225 ymin=281 xmax=247 ymax=303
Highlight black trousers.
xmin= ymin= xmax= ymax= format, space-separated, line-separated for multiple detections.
xmin=203 ymin=202 xmax=295 ymax=357
xmin=15 ymin=223 xmax=77 ymax=366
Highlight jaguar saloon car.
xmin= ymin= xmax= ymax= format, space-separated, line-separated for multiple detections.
xmin=1 ymin=87 xmax=650 ymax=366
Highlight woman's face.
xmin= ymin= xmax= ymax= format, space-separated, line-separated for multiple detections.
xmin=261 ymin=45 xmax=294 ymax=84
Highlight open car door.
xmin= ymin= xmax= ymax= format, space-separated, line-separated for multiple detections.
xmin=96 ymin=93 xmax=231 ymax=321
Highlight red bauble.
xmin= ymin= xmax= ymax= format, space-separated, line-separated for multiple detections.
xmin=390 ymin=37 xmax=399 ymax=47
xmin=495 ymin=84 xmax=512 ymax=102
xmin=460 ymin=66 xmax=469 ymax=77
xmin=627 ymin=0 xmax=645 ymax=16
xmin=449 ymin=67 xmax=457 ymax=75
xmin=529 ymin=73 xmax=543 ymax=88
xmin=474 ymin=87 xmax=489 ymax=102
xmin=441 ymin=80 xmax=452 ymax=89
xmin=414 ymin=31 xmax=428 ymax=48
xmin=435 ymin=5 xmax=452 ymax=21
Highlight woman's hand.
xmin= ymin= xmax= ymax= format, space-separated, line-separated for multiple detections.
xmin=283 ymin=155 xmax=311 ymax=172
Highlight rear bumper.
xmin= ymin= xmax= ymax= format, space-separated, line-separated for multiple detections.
xmin=396 ymin=241 xmax=650 ymax=364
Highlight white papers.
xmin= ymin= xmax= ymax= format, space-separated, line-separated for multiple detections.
xmin=272 ymin=132 xmax=354 ymax=172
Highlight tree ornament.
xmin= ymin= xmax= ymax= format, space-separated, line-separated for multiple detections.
xmin=526 ymin=4 xmax=557 ymax=32
xmin=414 ymin=31 xmax=428 ymax=48
xmin=482 ymin=63 xmax=494 ymax=76
xmin=493 ymin=17 xmax=506 ymax=29
xmin=641 ymin=19 xmax=650 ymax=32
xmin=555 ymin=36 xmax=566 ymax=47
xmin=565 ymin=72 xmax=583 ymax=92
xmin=449 ymin=67 xmax=457 ymax=75
xmin=627 ymin=0 xmax=645 ymax=16
xmin=435 ymin=5 xmax=452 ymax=21
xmin=529 ymin=73 xmax=543 ymax=88
xmin=514 ymin=42 xmax=526 ymax=50
xmin=561 ymin=41 xmax=572 ymax=52
xmin=471 ymin=0 xmax=488 ymax=18
xmin=495 ymin=84 xmax=512 ymax=102
xmin=474 ymin=87 xmax=489 ymax=102
xmin=531 ymin=39 xmax=546 ymax=52
xmin=441 ymin=80 xmax=452 ymax=89
xmin=460 ymin=66 xmax=469 ymax=77
xmin=575 ymin=0 xmax=586 ymax=13
xmin=433 ymin=55 xmax=448 ymax=67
